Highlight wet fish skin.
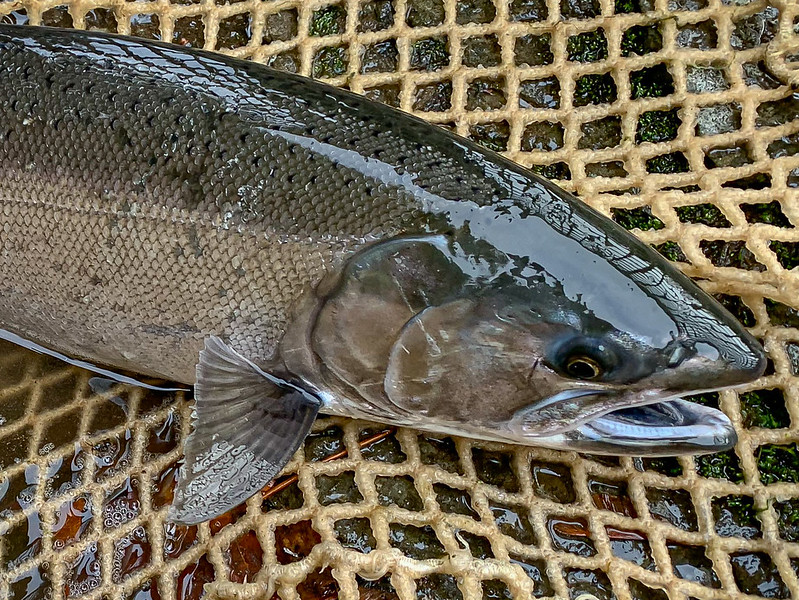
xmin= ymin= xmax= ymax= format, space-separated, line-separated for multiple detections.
xmin=0 ymin=26 xmax=766 ymax=522
xmin=0 ymin=24 xmax=408 ymax=381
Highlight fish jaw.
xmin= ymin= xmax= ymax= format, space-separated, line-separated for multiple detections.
xmin=505 ymin=387 xmax=738 ymax=456
xmin=528 ymin=399 xmax=738 ymax=456
xmin=314 ymin=389 xmax=739 ymax=456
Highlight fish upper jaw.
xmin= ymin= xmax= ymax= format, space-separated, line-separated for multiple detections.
xmin=506 ymin=385 xmax=740 ymax=455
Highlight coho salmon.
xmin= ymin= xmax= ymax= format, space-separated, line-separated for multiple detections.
xmin=0 ymin=25 xmax=765 ymax=524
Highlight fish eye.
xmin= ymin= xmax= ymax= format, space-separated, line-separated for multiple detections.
xmin=565 ymin=355 xmax=603 ymax=380
xmin=551 ymin=337 xmax=617 ymax=380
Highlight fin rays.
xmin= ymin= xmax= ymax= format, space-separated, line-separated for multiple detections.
xmin=168 ymin=336 xmax=321 ymax=525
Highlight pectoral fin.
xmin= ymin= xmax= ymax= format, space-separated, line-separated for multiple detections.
xmin=168 ymin=336 xmax=321 ymax=525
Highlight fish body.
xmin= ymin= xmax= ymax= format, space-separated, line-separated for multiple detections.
xmin=0 ymin=26 xmax=765 ymax=523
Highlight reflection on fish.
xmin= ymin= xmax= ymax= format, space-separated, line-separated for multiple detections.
xmin=0 ymin=25 xmax=765 ymax=524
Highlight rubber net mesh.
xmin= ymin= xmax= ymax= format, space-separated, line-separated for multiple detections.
xmin=1 ymin=0 xmax=798 ymax=599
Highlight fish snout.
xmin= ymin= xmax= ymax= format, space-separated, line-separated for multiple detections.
xmin=664 ymin=331 xmax=766 ymax=392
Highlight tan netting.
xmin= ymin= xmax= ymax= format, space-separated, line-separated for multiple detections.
xmin=1 ymin=0 xmax=799 ymax=599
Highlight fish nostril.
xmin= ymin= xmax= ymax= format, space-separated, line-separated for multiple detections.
xmin=666 ymin=341 xmax=690 ymax=367
xmin=694 ymin=341 xmax=721 ymax=362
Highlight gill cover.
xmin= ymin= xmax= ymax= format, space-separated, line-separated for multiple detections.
xmin=311 ymin=236 xmax=470 ymax=421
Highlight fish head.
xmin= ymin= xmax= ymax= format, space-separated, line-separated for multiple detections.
xmin=305 ymin=183 xmax=765 ymax=456
xmin=381 ymin=268 xmax=763 ymax=456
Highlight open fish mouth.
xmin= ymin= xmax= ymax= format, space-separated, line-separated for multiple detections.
xmin=533 ymin=397 xmax=737 ymax=456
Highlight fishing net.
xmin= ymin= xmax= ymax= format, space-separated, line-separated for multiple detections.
xmin=1 ymin=0 xmax=798 ymax=598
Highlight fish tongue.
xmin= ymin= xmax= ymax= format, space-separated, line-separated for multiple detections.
xmin=168 ymin=337 xmax=321 ymax=525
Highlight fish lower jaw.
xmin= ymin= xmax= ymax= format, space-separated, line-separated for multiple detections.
xmin=535 ymin=397 xmax=738 ymax=457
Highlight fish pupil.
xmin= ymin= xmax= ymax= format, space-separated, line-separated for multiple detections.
xmin=565 ymin=355 xmax=602 ymax=380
